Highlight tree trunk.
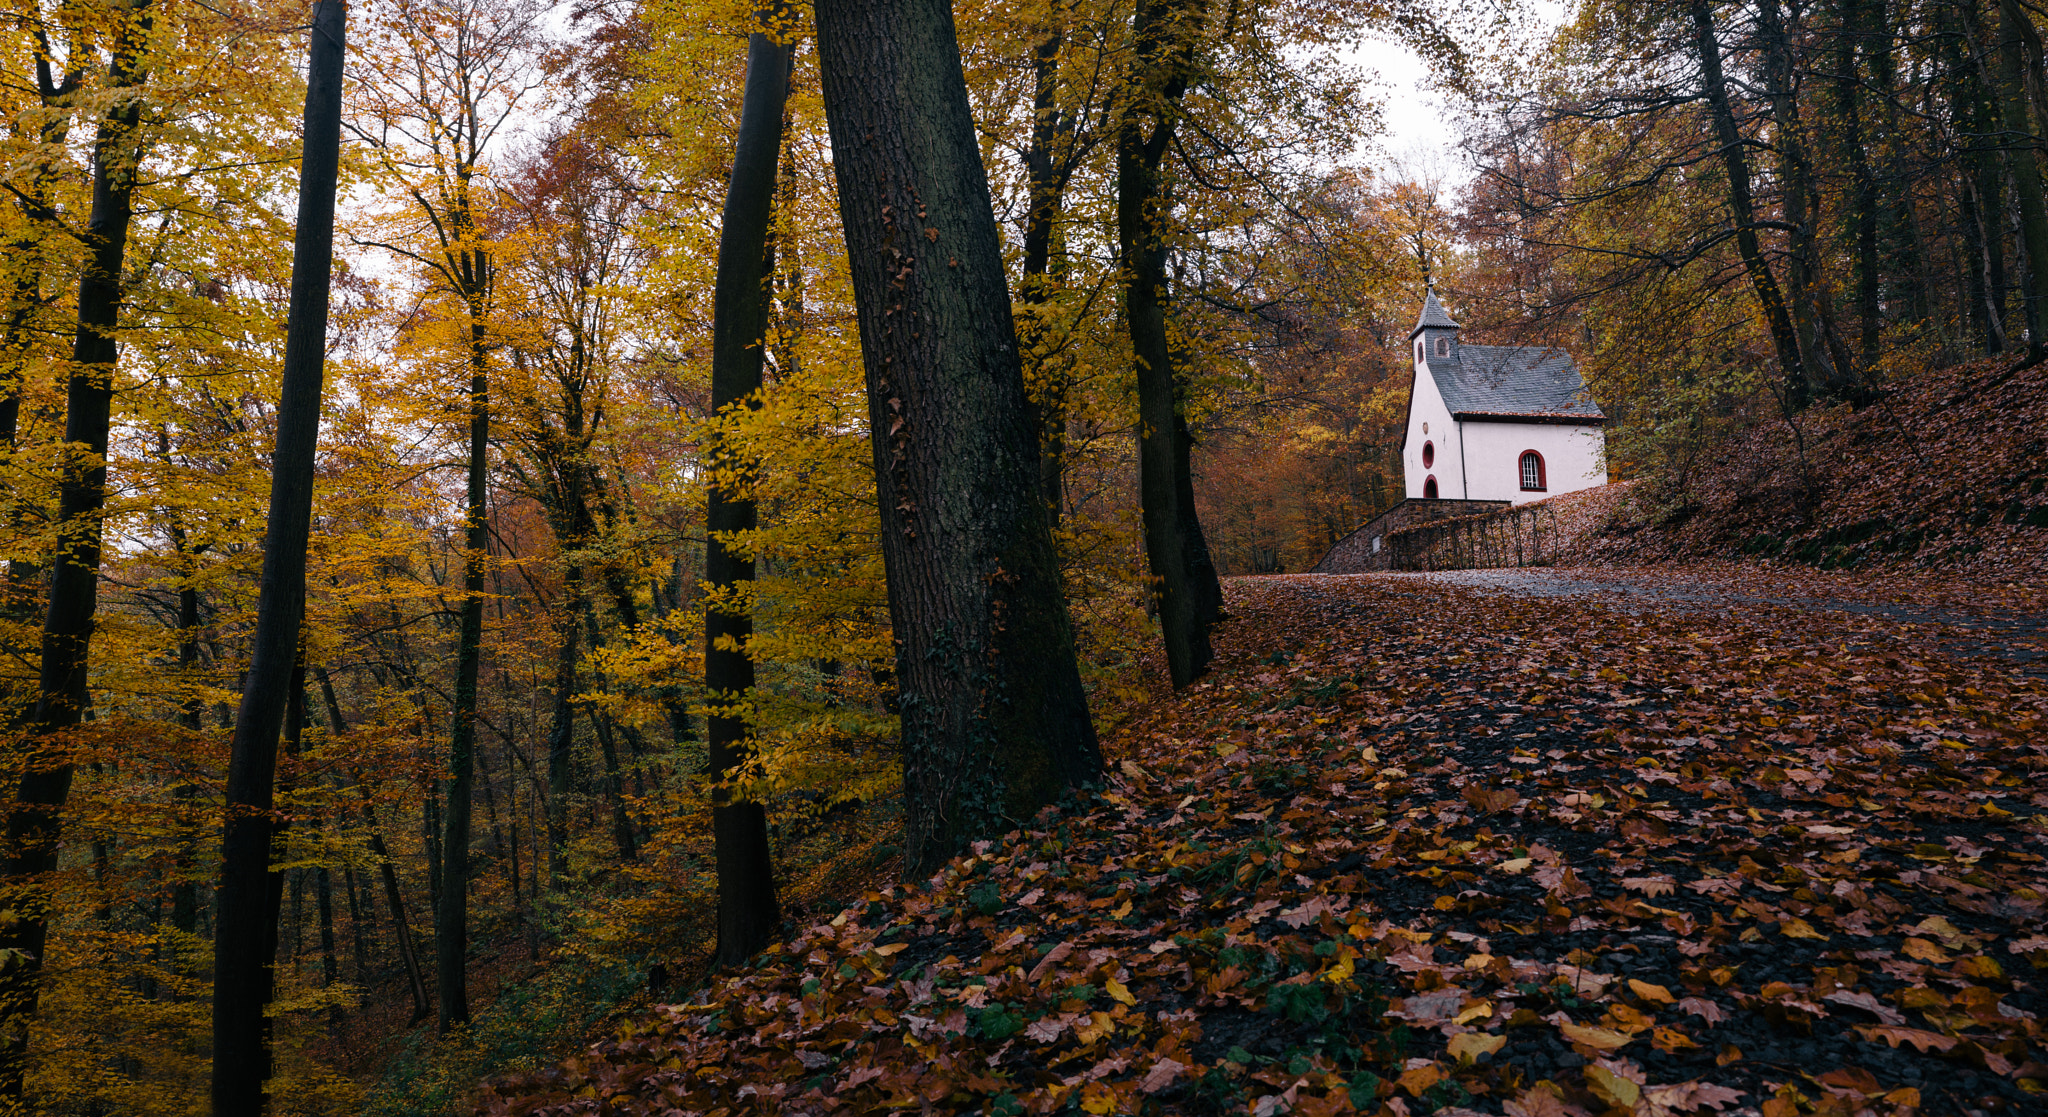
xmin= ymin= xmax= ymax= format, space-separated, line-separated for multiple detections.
xmin=1996 ymin=0 xmax=2048 ymax=364
xmin=0 ymin=45 xmax=74 ymax=721
xmin=814 ymin=0 xmax=1101 ymax=877
xmin=705 ymin=2 xmax=792 ymax=964
xmin=355 ymin=786 xmax=431 ymax=1023
xmin=587 ymin=711 xmax=639 ymax=862
xmin=543 ymin=568 xmax=579 ymax=883
xmin=1834 ymin=0 xmax=1881 ymax=364
xmin=1120 ymin=0 xmax=1222 ymax=688
xmin=437 ymin=269 xmax=492 ymax=1034
xmin=210 ymin=9 xmax=345 ymax=1111
xmin=1688 ymin=0 xmax=1811 ymax=405
xmin=1755 ymin=0 xmax=1857 ymax=400
xmin=0 ymin=3 xmax=152 ymax=1102
xmin=1021 ymin=13 xmax=1075 ymax=519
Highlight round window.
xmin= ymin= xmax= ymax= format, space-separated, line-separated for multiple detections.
xmin=1422 ymin=440 xmax=1435 ymax=468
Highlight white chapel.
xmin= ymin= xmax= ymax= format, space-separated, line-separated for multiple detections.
xmin=1402 ymin=290 xmax=1606 ymax=504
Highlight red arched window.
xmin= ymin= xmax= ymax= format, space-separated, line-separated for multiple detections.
xmin=1519 ymin=450 xmax=1547 ymax=492
xmin=1422 ymin=440 xmax=1435 ymax=468
xmin=1423 ymin=475 xmax=1439 ymax=499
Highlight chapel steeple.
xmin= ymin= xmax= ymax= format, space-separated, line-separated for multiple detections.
xmin=1409 ymin=286 xmax=1460 ymax=363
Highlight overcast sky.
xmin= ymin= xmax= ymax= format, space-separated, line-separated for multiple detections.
xmin=1342 ymin=2 xmax=1566 ymax=187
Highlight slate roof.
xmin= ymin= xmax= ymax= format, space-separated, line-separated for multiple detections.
xmin=1409 ymin=290 xmax=1459 ymax=336
xmin=1431 ymin=344 xmax=1605 ymax=422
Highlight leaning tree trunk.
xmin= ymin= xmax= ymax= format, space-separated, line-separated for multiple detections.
xmin=1689 ymin=0 xmax=1811 ymax=407
xmin=814 ymin=0 xmax=1101 ymax=877
xmin=0 ymin=3 xmax=152 ymax=1102
xmin=1119 ymin=0 xmax=1222 ymax=688
xmin=211 ymin=5 xmax=345 ymax=1113
xmin=705 ymin=3 xmax=791 ymax=963
xmin=318 ymin=665 xmax=431 ymax=1022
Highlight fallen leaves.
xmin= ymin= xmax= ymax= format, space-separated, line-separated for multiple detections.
xmin=479 ymin=571 xmax=2048 ymax=1116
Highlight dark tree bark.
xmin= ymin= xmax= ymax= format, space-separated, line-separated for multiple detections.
xmin=1950 ymin=1 xmax=2013 ymax=354
xmin=210 ymin=5 xmax=346 ymax=1112
xmin=353 ymin=784 xmax=431 ymax=1023
xmin=1019 ymin=9 xmax=1081 ymax=519
xmin=586 ymin=711 xmax=640 ymax=862
xmin=437 ymin=119 xmax=495 ymax=1044
xmin=1754 ymin=0 xmax=1858 ymax=399
xmin=543 ymin=573 xmax=579 ymax=881
xmin=704 ymin=3 xmax=793 ymax=964
xmin=0 ymin=3 xmax=152 ymax=1102
xmin=1834 ymin=0 xmax=1881 ymax=364
xmin=1995 ymin=0 xmax=2048 ymax=364
xmin=0 ymin=27 xmax=80 ymax=711
xmin=1119 ymin=0 xmax=1222 ymax=688
xmin=1689 ymin=0 xmax=1811 ymax=404
xmin=814 ymin=0 xmax=1101 ymax=876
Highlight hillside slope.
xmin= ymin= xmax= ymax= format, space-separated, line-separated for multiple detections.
xmin=1572 ymin=358 xmax=2048 ymax=575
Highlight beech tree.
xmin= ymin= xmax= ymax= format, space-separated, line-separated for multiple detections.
xmin=211 ymin=4 xmax=346 ymax=1112
xmin=814 ymin=0 xmax=1102 ymax=874
xmin=0 ymin=2 xmax=153 ymax=1100
xmin=705 ymin=2 xmax=793 ymax=962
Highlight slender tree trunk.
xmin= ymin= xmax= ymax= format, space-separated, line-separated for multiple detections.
xmin=1835 ymin=0 xmax=1881 ymax=364
xmin=0 ymin=4 xmax=153 ymax=1101
xmin=316 ymin=863 xmax=341 ymax=1030
xmin=814 ymin=0 xmax=1102 ymax=876
xmin=0 ymin=55 xmax=73 ymax=719
xmin=170 ymin=531 xmax=203 ymax=945
xmin=210 ymin=8 xmax=345 ymax=1111
xmin=1119 ymin=0 xmax=1222 ymax=688
xmin=1021 ymin=12 xmax=1074 ymax=519
xmin=344 ymin=865 xmax=371 ymax=981
xmin=1996 ymin=0 xmax=2048 ymax=364
xmin=543 ymin=569 xmax=578 ymax=883
xmin=475 ymin=741 xmax=516 ymax=907
xmin=434 ymin=276 xmax=492 ymax=1031
xmin=354 ymin=785 xmax=431 ymax=1023
xmin=587 ymin=711 xmax=639 ymax=862
xmin=1756 ymin=0 xmax=1857 ymax=398
xmin=705 ymin=2 xmax=792 ymax=963
xmin=1689 ymin=0 xmax=1812 ymax=405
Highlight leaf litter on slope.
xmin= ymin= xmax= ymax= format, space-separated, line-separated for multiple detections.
xmin=481 ymin=571 xmax=2047 ymax=1116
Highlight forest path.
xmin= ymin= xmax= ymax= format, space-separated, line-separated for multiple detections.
xmin=1409 ymin=566 xmax=2048 ymax=677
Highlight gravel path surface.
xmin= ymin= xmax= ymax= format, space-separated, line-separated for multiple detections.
xmin=1404 ymin=568 xmax=2048 ymax=676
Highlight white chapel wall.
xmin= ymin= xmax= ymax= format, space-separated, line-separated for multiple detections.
xmin=1457 ymin=420 xmax=1606 ymax=504
xmin=1402 ymin=359 xmax=1461 ymax=499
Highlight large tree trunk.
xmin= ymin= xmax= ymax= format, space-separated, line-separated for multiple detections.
xmin=0 ymin=3 xmax=153 ymax=1102
xmin=704 ymin=3 xmax=792 ymax=964
xmin=1119 ymin=0 xmax=1222 ymax=688
xmin=1688 ymin=0 xmax=1811 ymax=405
xmin=211 ymin=5 xmax=346 ymax=1112
xmin=814 ymin=0 xmax=1101 ymax=877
